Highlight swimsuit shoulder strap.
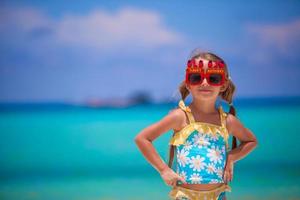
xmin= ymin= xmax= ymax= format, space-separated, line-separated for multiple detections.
xmin=218 ymin=105 xmax=230 ymax=151
xmin=178 ymin=100 xmax=195 ymax=124
xmin=218 ymin=105 xmax=228 ymax=129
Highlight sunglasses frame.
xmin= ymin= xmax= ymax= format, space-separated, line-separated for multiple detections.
xmin=185 ymin=58 xmax=227 ymax=86
xmin=185 ymin=69 xmax=226 ymax=86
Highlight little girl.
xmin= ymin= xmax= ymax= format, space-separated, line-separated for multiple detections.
xmin=134 ymin=49 xmax=258 ymax=200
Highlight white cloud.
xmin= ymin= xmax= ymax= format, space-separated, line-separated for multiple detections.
xmin=0 ymin=6 xmax=185 ymax=50
xmin=57 ymin=7 xmax=184 ymax=49
xmin=246 ymin=19 xmax=300 ymax=53
xmin=245 ymin=19 xmax=300 ymax=59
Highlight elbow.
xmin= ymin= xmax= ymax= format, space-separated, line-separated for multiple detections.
xmin=134 ymin=135 xmax=153 ymax=146
xmin=134 ymin=134 xmax=146 ymax=144
xmin=134 ymin=135 xmax=141 ymax=144
xmin=242 ymin=138 xmax=258 ymax=149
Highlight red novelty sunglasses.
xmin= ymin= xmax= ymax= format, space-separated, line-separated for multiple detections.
xmin=185 ymin=58 xmax=226 ymax=86
xmin=186 ymin=71 xmax=225 ymax=86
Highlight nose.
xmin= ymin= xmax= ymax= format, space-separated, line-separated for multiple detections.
xmin=201 ymin=76 xmax=209 ymax=86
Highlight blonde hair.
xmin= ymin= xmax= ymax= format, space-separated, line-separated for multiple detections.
xmin=168 ymin=49 xmax=238 ymax=168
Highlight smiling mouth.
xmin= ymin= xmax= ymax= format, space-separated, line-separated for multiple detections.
xmin=198 ymin=89 xmax=212 ymax=92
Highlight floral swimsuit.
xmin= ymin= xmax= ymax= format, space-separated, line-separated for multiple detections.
xmin=168 ymin=100 xmax=231 ymax=200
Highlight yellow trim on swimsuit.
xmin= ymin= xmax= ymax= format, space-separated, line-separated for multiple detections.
xmin=169 ymin=100 xmax=230 ymax=150
xmin=169 ymin=183 xmax=231 ymax=200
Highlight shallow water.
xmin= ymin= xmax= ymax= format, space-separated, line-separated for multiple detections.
xmin=0 ymin=99 xmax=300 ymax=199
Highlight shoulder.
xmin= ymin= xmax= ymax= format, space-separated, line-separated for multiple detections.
xmin=225 ymin=113 xmax=238 ymax=133
xmin=224 ymin=112 xmax=258 ymax=143
xmin=168 ymin=108 xmax=186 ymax=123
xmin=224 ymin=112 xmax=242 ymax=134
xmin=168 ymin=108 xmax=188 ymax=131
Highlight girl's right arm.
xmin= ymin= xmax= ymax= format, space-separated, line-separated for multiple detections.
xmin=134 ymin=109 xmax=187 ymax=186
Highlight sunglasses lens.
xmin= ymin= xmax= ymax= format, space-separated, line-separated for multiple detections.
xmin=189 ymin=73 xmax=202 ymax=84
xmin=209 ymin=73 xmax=223 ymax=84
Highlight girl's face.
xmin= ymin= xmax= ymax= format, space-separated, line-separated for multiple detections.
xmin=186 ymin=58 xmax=228 ymax=100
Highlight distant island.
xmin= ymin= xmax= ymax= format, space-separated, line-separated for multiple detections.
xmin=0 ymin=91 xmax=299 ymax=111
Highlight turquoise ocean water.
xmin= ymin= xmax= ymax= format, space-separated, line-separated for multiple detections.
xmin=0 ymin=97 xmax=300 ymax=200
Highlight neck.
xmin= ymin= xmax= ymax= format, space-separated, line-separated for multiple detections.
xmin=189 ymin=98 xmax=218 ymax=114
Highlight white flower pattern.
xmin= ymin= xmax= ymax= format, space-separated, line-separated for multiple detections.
xmin=189 ymin=155 xmax=206 ymax=172
xmin=189 ymin=173 xmax=203 ymax=184
xmin=210 ymin=133 xmax=219 ymax=141
xmin=179 ymin=171 xmax=188 ymax=181
xmin=183 ymin=140 xmax=193 ymax=151
xmin=175 ymin=130 xmax=227 ymax=184
xmin=216 ymin=166 xmax=224 ymax=180
xmin=177 ymin=149 xmax=190 ymax=167
xmin=209 ymin=179 xmax=220 ymax=184
xmin=206 ymin=163 xmax=216 ymax=174
xmin=193 ymin=133 xmax=210 ymax=148
xmin=207 ymin=146 xmax=223 ymax=164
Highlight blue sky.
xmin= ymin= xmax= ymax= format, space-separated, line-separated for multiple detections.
xmin=0 ymin=0 xmax=300 ymax=103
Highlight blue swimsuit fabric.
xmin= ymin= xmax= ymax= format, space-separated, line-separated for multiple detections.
xmin=175 ymin=130 xmax=227 ymax=184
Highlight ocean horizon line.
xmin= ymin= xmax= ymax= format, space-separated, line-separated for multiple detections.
xmin=0 ymin=95 xmax=299 ymax=111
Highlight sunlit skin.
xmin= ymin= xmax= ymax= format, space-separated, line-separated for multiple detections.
xmin=134 ymin=57 xmax=258 ymax=197
xmin=178 ymin=57 xmax=232 ymax=191
xmin=186 ymin=57 xmax=229 ymax=116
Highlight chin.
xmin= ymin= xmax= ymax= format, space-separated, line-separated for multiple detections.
xmin=195 ymin=92 xmax=218 ymax=99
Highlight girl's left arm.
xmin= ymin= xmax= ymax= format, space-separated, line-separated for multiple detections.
xmin=226 ymin=113 xmax=258 ymax=162
xmin=223 ymin=113 xmax=258 ymax=182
